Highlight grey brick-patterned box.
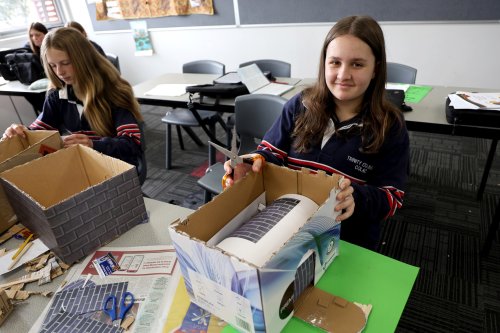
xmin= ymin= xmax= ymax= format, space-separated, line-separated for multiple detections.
xmin=0 ymin=145 xmax=148 ymax=264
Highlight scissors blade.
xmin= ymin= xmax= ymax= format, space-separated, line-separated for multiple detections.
xmin=208 ymin=141 xmax=242 ymax=167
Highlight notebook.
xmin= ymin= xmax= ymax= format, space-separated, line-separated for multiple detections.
xmin=237 ymin=64 xmax=294 ymax=96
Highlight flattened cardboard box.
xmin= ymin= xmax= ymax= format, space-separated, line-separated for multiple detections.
xmin=0 ymin=145 xmax=148 ymax=264
xmin=0 ymin=130 xmax=62 ymax=234
xmin=169 ymin=163 xmax=342 ymax=333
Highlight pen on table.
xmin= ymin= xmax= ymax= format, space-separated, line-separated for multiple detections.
xmin=8 ymin=239 xmax=34 ymax=270
xmin=11 ymin=233 xmax=33 ymax=260
xmin=273 ymin=80 xmax=289 ymax=85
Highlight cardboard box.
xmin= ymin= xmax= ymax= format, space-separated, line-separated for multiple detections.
xmin=0 ymin=144 xmax=148 ymax=264
xmin=169 ymin=163 xmax=342 ymax=333
xmin=0 ymin=130 xmax=62 ymax=234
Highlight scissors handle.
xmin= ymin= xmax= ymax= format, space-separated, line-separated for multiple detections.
xmin=118 ymin=292 xmax=135 ymax=320
xmin=221 ymin=155 xmax=265 ymax=190
xmin=103 ymin=295 xmax=117 ymax=321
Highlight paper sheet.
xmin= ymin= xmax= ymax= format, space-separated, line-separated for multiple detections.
xmin=386 ymin=83 xmax=410 ymax=92
xmin=144 ymin=84 xmax=195 ymax=97
xmin=0 ymin=238 xmax=49 ymax=275
xmin=449 ymin=91 xmax=500 ymax=110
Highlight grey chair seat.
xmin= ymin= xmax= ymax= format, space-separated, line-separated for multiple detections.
xmin=162 ymin=60 xmax=226 ymax=169
xmin=197 ymin=94 xmax=286 ymax=202
xmin=162 ymin=109 xmax=217 ymax=126
xmin=239 ymin=59 xmax=291 ymax=78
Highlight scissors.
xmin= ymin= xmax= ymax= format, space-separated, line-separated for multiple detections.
xmin=103 ymin=291 xmax=135 ymax=327
xmin=208 ymin=141 xmax=264 ymax=189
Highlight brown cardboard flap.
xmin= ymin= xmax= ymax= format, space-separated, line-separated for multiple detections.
xmin=0 ymin=130 xmax=62 ymax=232
xmin=0 ymin=145 xmax=134 ymax=209
xmin=177 ymin=166 xmax=265 ymax=241
xmin=299 ymin=168 xmax=340 ymax=206
xmin=294 ymin=287 xmax=367 ymax=333
xmin=0 ymin=131 xmax=62 ymax=172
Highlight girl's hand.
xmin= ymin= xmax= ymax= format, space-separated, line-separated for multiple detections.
xmin=222 ymin=153 xmax=265 ymax=189
xmin=62 ymin=133 xmax=93 ymax=148
xmin=2 ymin=124 xmax=28 ymax=140
xmin=334 ymin=178 xmax=355 ymax=221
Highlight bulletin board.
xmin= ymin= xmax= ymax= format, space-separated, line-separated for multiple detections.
xmin=88 ymin=0 xmax=235 ymax=31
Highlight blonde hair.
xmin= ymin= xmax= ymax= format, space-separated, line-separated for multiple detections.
xmin=64 ymin=21 xmax=87 ymax=37
xmin=41 ymin=27 xmax=142 ymax=137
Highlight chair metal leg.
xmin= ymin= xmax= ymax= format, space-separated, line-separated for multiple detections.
xmin=176 ymin=125 xmax=185 ymax=150
xmin=477 ymin=139 xmax=498 ymax=200
xmin=166 ymin=123 xmax=172 ymax=170
xmin=481 ymin=198 xmax=500 ymax=257
xmin=208 ymin=121 xmax=216 ymax=166
xmin=183 ymin=126 xmax=205 ymax=146
xmin=204 ymin=190 xmax=212 ymax=203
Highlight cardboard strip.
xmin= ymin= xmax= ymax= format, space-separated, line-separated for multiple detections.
xmin=294 ymin=287 xmax=368 ymax=333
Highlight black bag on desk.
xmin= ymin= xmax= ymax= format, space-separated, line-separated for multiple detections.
xmin=445 ymin=96 xmax=500 ymax=127
xmin=4 ymin=51 xmax=45 ymax=85
xmin=0 ymin=47 xmax=29 ymax=81
xmin=186 ymin=83 xmax=249 ymax=104
xmin=386 ymin=89 xmax=412 ymax=112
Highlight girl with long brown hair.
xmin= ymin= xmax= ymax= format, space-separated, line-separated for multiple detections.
xmin=225 ymin=16 xmax=410 ymax=249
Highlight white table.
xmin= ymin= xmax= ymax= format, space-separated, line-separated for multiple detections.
xmin=0 ymin=197 xmax=193 ymax=332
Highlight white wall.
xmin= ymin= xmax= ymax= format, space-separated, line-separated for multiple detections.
xmin=89 ymin=22 xmax=500 ymax=89
xmin=61 ymin=0 xmax=499 ymax=90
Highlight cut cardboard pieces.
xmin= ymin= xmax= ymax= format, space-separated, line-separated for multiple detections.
xmin=0 ymin=130 xmax=62 ymax=234
xmin=0 ymin=289 xmax=13 ymax=327
xmin=169 ymin=163 xmax=351 ymax=333
xmin=0 ymin=144 xmax=148 ymax=265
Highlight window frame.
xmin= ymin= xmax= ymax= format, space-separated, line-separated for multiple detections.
xmin=0 ymin=0 xmax=67 ymax=38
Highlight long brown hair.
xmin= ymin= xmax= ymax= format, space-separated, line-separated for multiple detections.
xmin=41 ymin=27 xmax=143 ymax=137
xmin=28 ymin=22 xmax=48 ymax=56
xmin=294 ymin=15 xmax=402 ymax=153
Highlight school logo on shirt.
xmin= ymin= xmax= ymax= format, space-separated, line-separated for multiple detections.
xmin=347 ymin=155 xmax=373 ymax=174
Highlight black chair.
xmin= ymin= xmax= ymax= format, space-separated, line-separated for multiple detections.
xmin=137 ymin=121 xmax=147 ymax=185
xmin=239 ymin=59 xmax=291 ymax=77
xmin=106 ymin=53 xmax=120 ymax=73
xmin=161 ymin=60 xmax=227 ymax=169
xmin=197 ymin=94 xmax=286 ymax=203
xmin=387 ymin=62 xmax=417 ymax=84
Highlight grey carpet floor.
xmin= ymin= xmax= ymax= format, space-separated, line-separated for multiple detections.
xmin=140 ymin=105 xmax=500 ymax=332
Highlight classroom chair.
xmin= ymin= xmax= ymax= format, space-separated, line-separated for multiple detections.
xmin=106 ymin=53 xmax=121 ymax=73
xmin=161 ymin=60 xmax=227 ymax=169
xmin=137 ymin=120 xmax=148 ymax=185
xmin=197 ymin=94 xmax=286 ymax=203
xmin=226 ymin=59 xmax=291 ymax=147
xmin=239 ymin=59 xmax=291 ymax=78
xmin=387 ymin=62 xmax=417 ymax=84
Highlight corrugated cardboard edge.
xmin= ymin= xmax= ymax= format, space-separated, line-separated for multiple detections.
xmin=0 ymin=289 xmax=13 ymax=327
xmin=0 ymin=131 xmax=62 ymax=233
xmin=294 ymin=287 xmax=368 ymax=333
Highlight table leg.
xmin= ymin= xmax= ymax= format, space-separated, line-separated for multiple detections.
xmin=477 ymin=139 xmax=498 ymax=200
xmin=8 ymin=96 xmax=23 ymax=124
xmin=480 ymin=198 xmax=500 ymax=257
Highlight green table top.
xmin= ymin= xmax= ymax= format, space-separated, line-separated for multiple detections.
xmin=224 ymin=241 xmax=419 ymax=333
